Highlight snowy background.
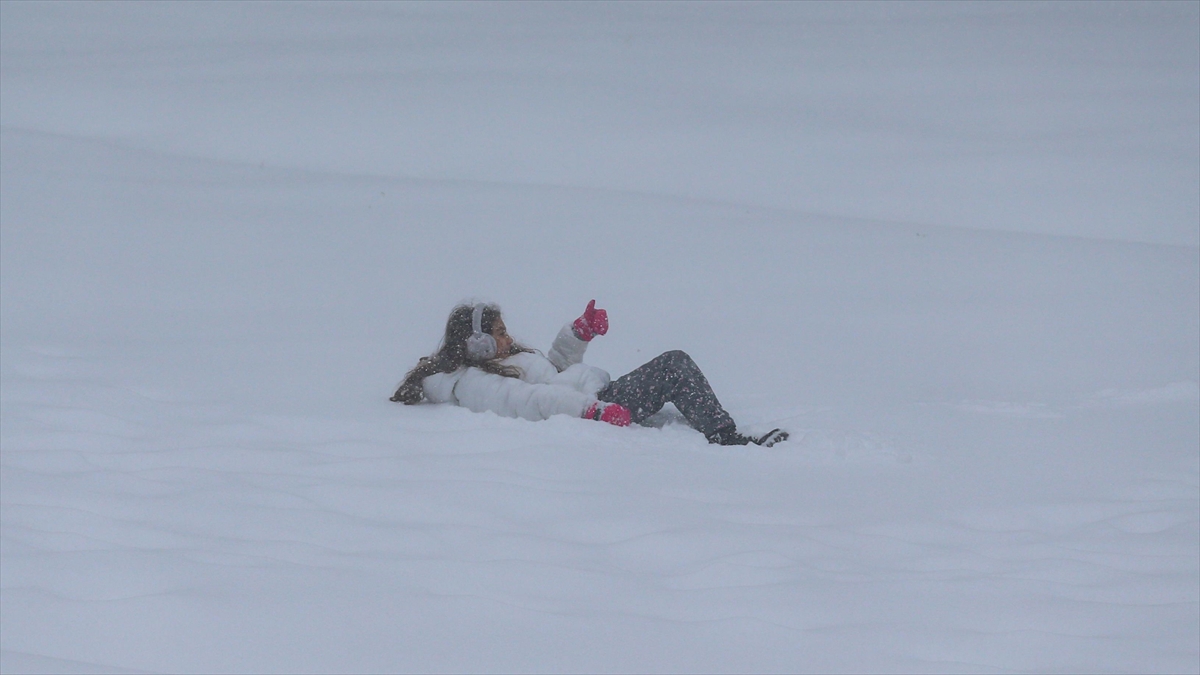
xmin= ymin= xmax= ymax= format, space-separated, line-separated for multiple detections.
xmin=2 ymin=1 xmax=1198 ymax=673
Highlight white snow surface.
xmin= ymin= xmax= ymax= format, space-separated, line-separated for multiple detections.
xmin=1 ymin=2 xmax=1198 ymax=673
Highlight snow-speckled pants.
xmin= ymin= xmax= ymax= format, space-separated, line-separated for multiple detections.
xmin=597 ymin=350 xmax=735 ymax=437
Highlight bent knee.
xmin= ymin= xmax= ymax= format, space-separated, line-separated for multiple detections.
xmin=659 ymin=349 xmax=694 ymax=365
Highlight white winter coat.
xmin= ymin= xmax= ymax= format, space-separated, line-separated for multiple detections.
xmin=422 ymin=323 xmax=611 ymax=421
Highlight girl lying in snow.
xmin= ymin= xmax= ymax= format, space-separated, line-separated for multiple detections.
xmin=391 ymin=301 xmax=788 ymax=447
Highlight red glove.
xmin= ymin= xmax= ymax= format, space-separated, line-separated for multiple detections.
xmin=572 ymin=299 xmax=609 ymax=341
xmin=583 ymin=401 xmax=631 ymax=427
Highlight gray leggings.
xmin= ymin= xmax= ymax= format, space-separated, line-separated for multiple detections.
xmin=596 ymin=350 xmax=735 ymax=437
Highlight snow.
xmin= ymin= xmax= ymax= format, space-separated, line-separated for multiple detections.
xmin=1 ymin=2 xmax=1197 ymax=673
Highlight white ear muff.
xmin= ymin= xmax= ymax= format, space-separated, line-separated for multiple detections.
xmin=465 ymin=303 xmax=498 ymax=361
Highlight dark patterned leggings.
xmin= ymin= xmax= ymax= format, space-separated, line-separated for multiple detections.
xmin=596 ymin=350 xmax=735 ymax=438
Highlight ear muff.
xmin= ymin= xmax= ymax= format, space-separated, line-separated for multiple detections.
xmin=465 ymin=303 xmax=498 ymax=361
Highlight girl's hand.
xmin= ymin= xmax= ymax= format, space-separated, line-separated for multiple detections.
xmin=572 ymin=299 xmax=609 ymax=341
xmin=583 ymin=401 xmax=631 ymax=426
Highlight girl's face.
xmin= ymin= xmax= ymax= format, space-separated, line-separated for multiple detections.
xmin=490 ymin=317 xmax=514 ymax=356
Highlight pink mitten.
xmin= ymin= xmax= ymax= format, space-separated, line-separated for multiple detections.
xmin=583 ymin=401 xmax=631 ymax=427
xmin=572 ymin=299 xmax=609 ymax=341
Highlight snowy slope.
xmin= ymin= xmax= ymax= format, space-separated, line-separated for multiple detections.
xmin=2 ymin=3 xmax=1198 ymax=673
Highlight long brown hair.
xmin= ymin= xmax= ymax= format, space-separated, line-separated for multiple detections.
xmin=390 ymin=303 xmax=532 ymax=404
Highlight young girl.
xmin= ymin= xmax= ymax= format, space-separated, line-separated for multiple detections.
xmin=391 ymin=300 xmax=788 ymax=447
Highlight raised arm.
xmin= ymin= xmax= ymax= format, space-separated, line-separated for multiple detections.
xmin=547 ymin=299 xmax=608 ymax=372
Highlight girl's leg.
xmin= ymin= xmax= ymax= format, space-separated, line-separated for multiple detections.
xmin=596 ymin=350 xmax=735 ymax=438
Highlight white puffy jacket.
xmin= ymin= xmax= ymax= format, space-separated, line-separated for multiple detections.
xmin=422 ymin=323 xmax=611 ymax=421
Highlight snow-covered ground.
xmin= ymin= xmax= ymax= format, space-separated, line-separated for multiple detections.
xmin=2 ymin=2 xmax=1197 ymax=673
